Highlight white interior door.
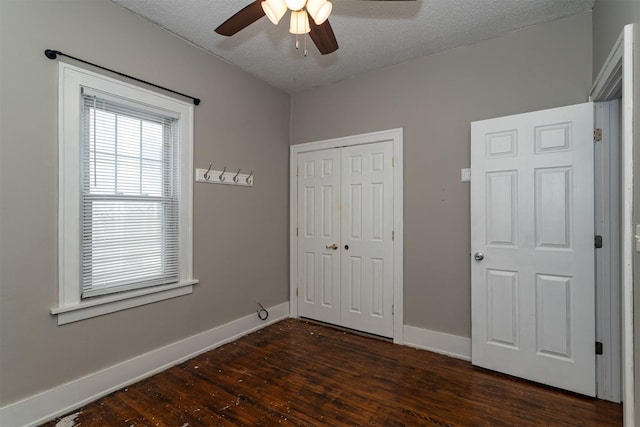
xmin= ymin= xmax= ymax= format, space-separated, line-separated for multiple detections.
xmin=341 ymin=142 xmax=395 ymax=337
xmin=470 ymin=103 xmax=596 ymax=396
xmin=297 ymin=148 xmax=341 ymax=324
xmin=296 ymin=141 xmax=395 ymax=338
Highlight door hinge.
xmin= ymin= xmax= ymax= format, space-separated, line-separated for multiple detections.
xmin=296 ymin=167 xmax=299 ymax=177
xmin=595 ymin=235 xmax=603 ymax=249
xmin=392 ymin=157 xmax=395 ymax=168
xmin=296 ymin=227 xmax=299 ymax=237
xmin=596 ymin=341 xmax=603 ymax=355
xmin=392 ymin=230 xmax=395 ymax=241
xmin=392 ymin=304 xmax=394 ymax=315
xmin=594 ymin=128 xmax=602 ymax=142
xmin=296 ymin=288 xmax=299 ymax=297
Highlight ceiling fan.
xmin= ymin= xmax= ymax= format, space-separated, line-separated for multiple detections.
xmin=215 ymin=0 xmax=415 ymax=55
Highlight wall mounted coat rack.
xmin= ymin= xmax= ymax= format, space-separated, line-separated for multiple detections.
xmin=195 ymin=164 xmax=253 ymax=187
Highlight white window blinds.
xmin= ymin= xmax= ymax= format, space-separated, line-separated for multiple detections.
xmin=80 ymin=91 xmax=181 ymax=298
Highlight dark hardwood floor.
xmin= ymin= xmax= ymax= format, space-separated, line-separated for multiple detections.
xmin=42 ymin=318 xmax=622 ymax=426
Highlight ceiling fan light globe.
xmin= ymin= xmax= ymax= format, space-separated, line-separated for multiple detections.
xmin=284 ymin=0 xmax=306 ymax=11
xmin=306 ymin=0 xmax=332 ymax=25
xmin=289 ymin=10 xmax=310 ymax=34
xmin=262 ymin=0 xmax=287 ymax=25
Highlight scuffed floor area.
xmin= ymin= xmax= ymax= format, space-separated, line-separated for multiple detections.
xmin=42 ymin=318 xmax=622 ymax=426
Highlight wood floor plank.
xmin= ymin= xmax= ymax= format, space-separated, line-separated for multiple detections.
xmin=41 ymin=318 xmax=622 ymax=426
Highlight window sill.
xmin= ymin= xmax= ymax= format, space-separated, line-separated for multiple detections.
xmin=51 ymin=280 xmax=199 ymax=325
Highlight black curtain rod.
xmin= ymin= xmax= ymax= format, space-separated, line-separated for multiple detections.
xmin=44 ymin=49 xmax=201 ymax=106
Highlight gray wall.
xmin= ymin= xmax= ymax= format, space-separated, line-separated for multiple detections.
xmin=291 ymin=12 xmax=593 ymax=337
xmin=593 ymin=0 xmax=640 ymax=76
xmin=0 ymin=0 xmax=290 ymax=406
xmin=635 ymin=23 xmax=640 ymax=426
xmin=635 ymin=22 xmax=640 ymax=427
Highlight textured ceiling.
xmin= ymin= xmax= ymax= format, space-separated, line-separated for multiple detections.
xmin=110 ymin=0 xmax=594 ymax=93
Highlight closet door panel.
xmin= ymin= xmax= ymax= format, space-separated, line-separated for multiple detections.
xmin=297 ymin=149 xmax=341 ymax=324
xmin=341 ymin=141 xmax=394 ymax=337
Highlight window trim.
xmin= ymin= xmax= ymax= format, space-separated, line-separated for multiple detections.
xmin=54 ymin=62 xmax=196 ymax=325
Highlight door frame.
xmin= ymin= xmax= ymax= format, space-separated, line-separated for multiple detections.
xmin=289 ymin=128 xmax=404 ymax=343
xmin=594 ymin=100 xmax=622 ymax=403
xmin=590 ymin=24 xmax=635 ymax=424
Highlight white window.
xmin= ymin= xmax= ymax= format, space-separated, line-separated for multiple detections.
xmin=53 ymin=63 xmax=197 ymax=325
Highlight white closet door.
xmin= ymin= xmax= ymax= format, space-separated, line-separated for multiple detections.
xmin=296 ymin=141 xmax=395 ymax=338
xmin=297 ymin=149 xmax=342 ymax=324
xmin=471 ymin=103 xmax=595 ymax=396
xmin=341 ymin=141 xmax=395 ymax=337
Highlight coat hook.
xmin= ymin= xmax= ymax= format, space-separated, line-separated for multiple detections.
xmin=204 ymin=163 xmax=212 ymax=180
xmin=246 ymin=170 xmax=253 ymax=184
xmin=219 ymin=166 xmax=227 ymax=182
xmin=233 ymin=168 xmax=241 ymax=183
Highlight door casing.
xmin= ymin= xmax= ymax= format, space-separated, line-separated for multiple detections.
xmin=289 ymin=128 xmax=404 ymax=343
xmin=591 ymin=24 xmax=635 ymax=424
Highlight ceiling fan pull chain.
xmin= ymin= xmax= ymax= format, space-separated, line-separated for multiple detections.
xmin=304 ymin=34 xmax=308 ymax=56
xmin=295 ymin=34 xmax=300 ymax=49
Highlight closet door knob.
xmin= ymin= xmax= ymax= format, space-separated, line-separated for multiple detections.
xmin=326 ymin=243 xmax=338 ymax=250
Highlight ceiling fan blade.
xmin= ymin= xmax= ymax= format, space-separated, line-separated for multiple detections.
xmin=309 ymin=19 xmax=339 ymax=55
xmin=215 ymin=1 xmax=265 ymax=36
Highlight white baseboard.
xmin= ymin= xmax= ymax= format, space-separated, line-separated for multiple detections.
xmin=403 ymin=325 xmax=471 ymax=361
xmin=0 ymin=301 xmax=290 ymax=427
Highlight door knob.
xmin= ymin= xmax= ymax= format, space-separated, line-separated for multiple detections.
xmin=474 ymin=252 xmax=484 ymax=261
xmin=344 ymin=245 xmax=349 ymax=250
xmin=326 ymin=243 xmax=338 ymax=250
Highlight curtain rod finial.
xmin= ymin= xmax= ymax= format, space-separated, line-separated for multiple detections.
xmin=194 ymin=98 xmax=201 ymax=106
xmin=44 ymin=49 xmax=60 ymax=60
